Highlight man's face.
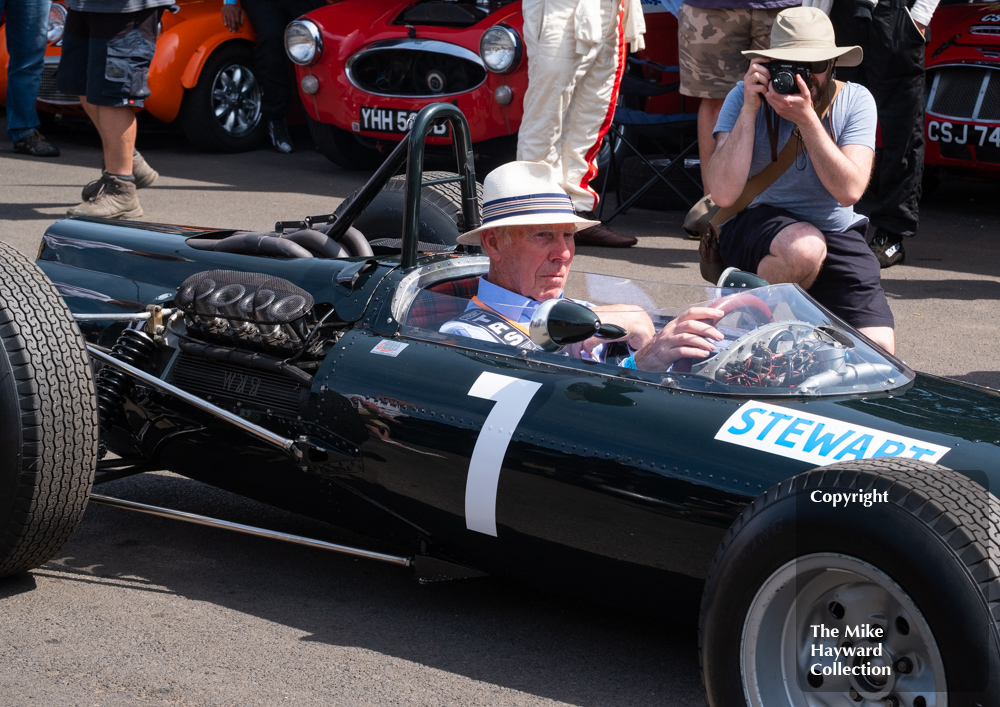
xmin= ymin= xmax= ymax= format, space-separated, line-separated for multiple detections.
xmin=482 ymin=225 xmax=576 ymax=301
xmin=806 ymin=60 xmax=833 ymax=105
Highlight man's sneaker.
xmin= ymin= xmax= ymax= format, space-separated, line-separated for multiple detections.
xmin=869 ymin=228 xmax=905 ymax=268
xmin=67 ymin=175 xmax=143 ymax=220
xmin=268 ymin=119 xmax=293 ymax=153
xmin=574 ymin=211 xmax=637 ymax=248
xmin=13 ymin=130 xmax=60 ymax=157
xmin=81 ymin=151 xmax=159 ymax=201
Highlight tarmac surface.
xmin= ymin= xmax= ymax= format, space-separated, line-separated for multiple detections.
xmin=1 ymin=116 xmax=998 ymax=707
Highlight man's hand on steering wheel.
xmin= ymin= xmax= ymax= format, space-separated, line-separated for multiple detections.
xmin=632 ymin=307 xmax=725 ymax=372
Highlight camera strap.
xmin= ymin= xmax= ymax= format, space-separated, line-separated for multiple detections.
xmin=710 ymin=79 xmax=846 ymax=229
xmin=764 ymin=79 xmax=845 ymax=163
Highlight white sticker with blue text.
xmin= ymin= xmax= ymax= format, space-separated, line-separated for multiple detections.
xmin=715 ymin=401 xmax=950 ymax=467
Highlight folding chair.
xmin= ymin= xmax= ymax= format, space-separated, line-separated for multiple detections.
xmin=597 ymin=58 xmax=703 ymax=223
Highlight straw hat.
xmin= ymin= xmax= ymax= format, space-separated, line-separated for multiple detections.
xmin=742 ymin=7 xmax=863 ymax=68
xmin=457 ymin=161 xmax=600 ymax=246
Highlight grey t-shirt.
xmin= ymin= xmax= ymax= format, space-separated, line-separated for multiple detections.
xmin=713 ymin=81 xmax=877 ymax=233
xmin=67 ymin=0 xmax=173 ymax=12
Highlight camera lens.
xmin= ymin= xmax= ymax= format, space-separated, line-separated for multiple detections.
xmin=771 ymin=70 xmax=796 ymax=94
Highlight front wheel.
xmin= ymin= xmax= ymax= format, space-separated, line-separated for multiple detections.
xmin=0 ymin=242 xmax=99 ymax=578
xmin=179 ymin=42 xmax=266 ymax=153
xmin=700 ymin=458 xmax=1000 ymax=706
xmin=308 ymin=116 xmax=382 ymax=171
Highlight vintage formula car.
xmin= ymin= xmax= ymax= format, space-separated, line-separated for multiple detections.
xmin=283 ymin=0 xmax=691 ymax=168
xmin=924 ymin=0 xmax=1000 ymax=188
xmin=1 ymin=105 xmax=999 ymax=706
xmin=0 ymin=0 xmax=264 ymax=152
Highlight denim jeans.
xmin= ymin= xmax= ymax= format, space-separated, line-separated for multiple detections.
xmin=1 ymin=0 xmax=52 ymax=143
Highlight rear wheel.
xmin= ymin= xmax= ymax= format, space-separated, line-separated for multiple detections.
xmin=180 ymin=42 xmax=266 ymax=153
xmin=308 ymin=116 xmax=382 ymax=171
xmin=0 ymin=242 xmax=98 ymax=578
xmin=700 ymin=458 xmax=1000 ymax=706
xmin=339 ymin=170 xmax=484 ymax=247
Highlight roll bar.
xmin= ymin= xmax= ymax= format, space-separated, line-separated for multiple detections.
xmin=313 ymin=103 xmax=482 ymax=269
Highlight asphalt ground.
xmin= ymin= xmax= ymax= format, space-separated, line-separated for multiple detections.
xmin=1 ymin=115 xmax=998 ymax=707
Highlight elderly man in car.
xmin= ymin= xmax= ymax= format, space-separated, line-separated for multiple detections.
xmin=440 ymin=161 xmax=725 ymax=370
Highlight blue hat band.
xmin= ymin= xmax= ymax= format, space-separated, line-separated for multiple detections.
xmin=481 ymin=192 xmax=577 ymax=225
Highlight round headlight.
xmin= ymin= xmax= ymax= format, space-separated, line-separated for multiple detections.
xmin=47 ymin=3 xmax=67 ymax=44
xmin=285 ymin=19 xmax=323 ymax=66
xmin=479 ymin=25 xmax=522 ymax=74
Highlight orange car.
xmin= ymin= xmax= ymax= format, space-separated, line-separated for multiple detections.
xmin=0 ymin=0 xmax=265 ymax=152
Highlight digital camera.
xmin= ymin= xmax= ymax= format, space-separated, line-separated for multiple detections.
xmin=764 ymin=62 xmax=811 ymax=95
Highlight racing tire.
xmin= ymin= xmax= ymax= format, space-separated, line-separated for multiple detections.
xmin=700 ymin=458 xmax=1000 ymax=707
xmin=0 ymin=242 xmax=99 ymax=579
xmin=307 ymin=116 xmax=383 ymax=171
xmin=179 ymin=42 xmax=266 ymax=153
xmin=339 ymin=170 xmax=484 ymax=246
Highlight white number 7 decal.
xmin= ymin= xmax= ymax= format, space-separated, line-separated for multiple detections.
xmin=465 ymin=372 xmax=542 ymax=536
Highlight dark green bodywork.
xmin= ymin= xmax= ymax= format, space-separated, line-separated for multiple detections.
xmin=37 ymin=216 xmax=1000 ymax=605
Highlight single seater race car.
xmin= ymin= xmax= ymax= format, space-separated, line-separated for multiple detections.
xmin=1 ymin=105 xmax=999 ymax=706
xmin=924 ymin=0 xmax=1000 ymax=188
xmin=0 ymin=0 xmax=264 ymax=152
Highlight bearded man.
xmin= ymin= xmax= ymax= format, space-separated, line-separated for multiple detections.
xmin=705 ymin=6 xmax=895 ymax=354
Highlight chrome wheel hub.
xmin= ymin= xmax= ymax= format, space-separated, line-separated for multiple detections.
xmin=211 ymin=64 xmax=262 ymax=137
xmin=741 ymin=553 xmax=946 ymax=707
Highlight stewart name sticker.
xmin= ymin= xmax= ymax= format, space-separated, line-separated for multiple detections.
xmin=715 ymin=401 xmax=950 ymax=466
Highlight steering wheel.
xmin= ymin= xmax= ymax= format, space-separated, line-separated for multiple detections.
xmin=671 ymin=293 xmax=774 ymax=373
xmin=708 ymin=292 xmax=774 ymax=328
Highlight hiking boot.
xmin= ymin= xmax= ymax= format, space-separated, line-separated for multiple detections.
xmin=869 ymin=228 xmax=905 ymax=268
xmin=81 ymin=151 xmax=158 ymax=201
xmin=67 ymin=174 xmax=143 ymax=219
xmin=574 ymin=211 xmax=637 ymax=247
xmin=268 ymin=119 xmax=293 ymax=153
xmin=13 ymin=130 xmax=60 ymax=157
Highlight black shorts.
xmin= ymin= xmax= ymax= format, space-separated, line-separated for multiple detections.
xmin=58 ymin=8 xmax=161 ymax=108
xmin=718 ymin=204 xmax=894 ymax=330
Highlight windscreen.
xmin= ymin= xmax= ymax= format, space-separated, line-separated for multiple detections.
xmin=401 ymin=266 xmax=914 ymax=397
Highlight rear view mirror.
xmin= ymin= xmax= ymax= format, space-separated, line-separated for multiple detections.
xmin=528 ymin=299 xmax=626 ymax=352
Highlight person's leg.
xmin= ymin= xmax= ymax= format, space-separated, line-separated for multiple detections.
xmin=857 ymin=326 xmax=895 ymax=354
xmin=864 ymin=5 xmax=924 ymax=240
xmin=83 ymin=101 xmax=136 ymax=175
xmin=758 ymin=222 xmax=827 ymax=290
xmin=5 ymin=0 xmax=59 ymax=154
xmin=678 ymin=7 xmax=756 ymax=189
xmin=559 ymin=0 xmax=622 ymax=214
xmin=517 ymin=0 xmax=581 ymax=171
xmin=241 ymin=0 xmax=294 ymax=121
xmin=807 ymin=221 xmax=895 ymax=352
xmin=718 ymin=205 xmax=826 ymax=288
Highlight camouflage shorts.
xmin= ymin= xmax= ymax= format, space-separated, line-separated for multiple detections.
xmin=678 ymin=5 xmax=786 ymax=99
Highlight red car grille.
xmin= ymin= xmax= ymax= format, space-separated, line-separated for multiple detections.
xmin=927 ymin=65 xmax=1000 ymax=123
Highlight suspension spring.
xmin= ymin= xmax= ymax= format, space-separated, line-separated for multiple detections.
xmin=95 ymin=328 xmax=157 ymax=432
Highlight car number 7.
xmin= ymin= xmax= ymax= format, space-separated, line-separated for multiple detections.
xmin=465 ymin=372 xmax=542 ymax=537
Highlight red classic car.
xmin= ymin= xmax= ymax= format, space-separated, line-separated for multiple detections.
xmin=924 ymin=0 xmax=1000 ymax=185
xmin=0 ymin=0 xmax=264 ymax=152
xmin=285 ymin=0 xmax=690 ymax=169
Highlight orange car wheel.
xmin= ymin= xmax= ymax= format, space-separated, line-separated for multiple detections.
xmin=179 ymin=42 xmax=265 ymax=153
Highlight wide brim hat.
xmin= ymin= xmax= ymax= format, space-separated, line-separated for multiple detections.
xmin=457 ymin=161 xmax=600 ymax=246
xmin=742 ymin=7 xmax=863 ymax=68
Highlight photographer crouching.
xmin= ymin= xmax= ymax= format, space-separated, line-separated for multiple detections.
xmin=706 ymin=6 xmax=895 ymax=353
